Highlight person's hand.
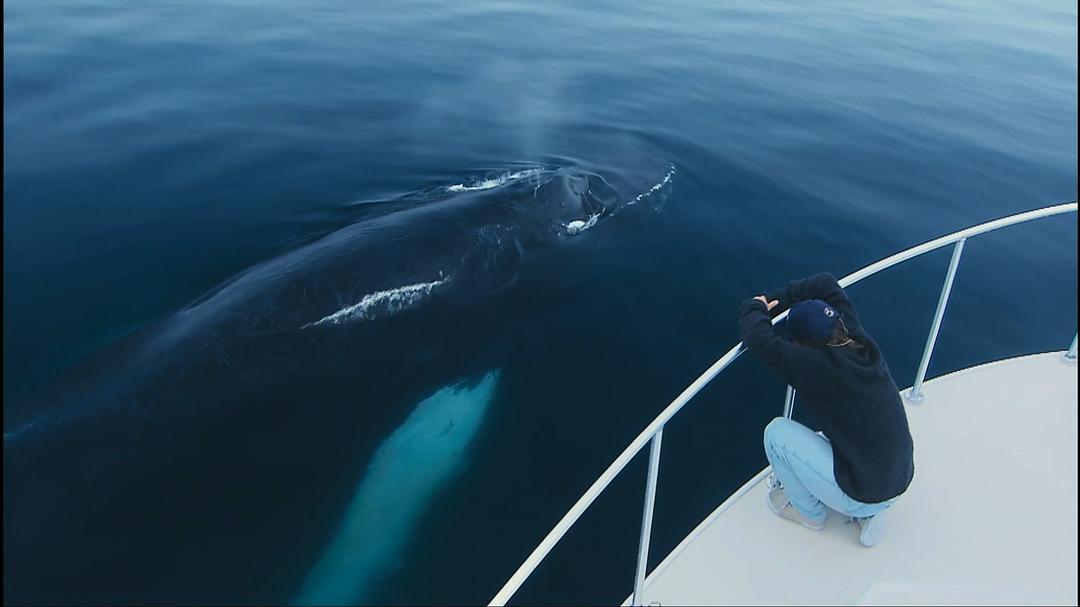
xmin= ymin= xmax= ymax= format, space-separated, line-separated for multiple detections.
xmin=754 ymin=295 xmax=779 ymax=311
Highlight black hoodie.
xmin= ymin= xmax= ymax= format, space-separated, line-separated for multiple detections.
xmin=738 ymin=272 xmax=914 ymax=503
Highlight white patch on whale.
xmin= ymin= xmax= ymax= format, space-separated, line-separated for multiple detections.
xmin=295 ymin=371 xmax=500 ymax=605
xmin=446 ymin=168 xmax=543 ymax=192
xmin=564 ymin=213 xmax=600 ymax=235
xmin=304 ymin=278 xmax=449 ymax=328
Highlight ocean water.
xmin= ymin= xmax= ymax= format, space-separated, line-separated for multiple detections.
xmin=3 ymin=0 xmax=1076 ymax=604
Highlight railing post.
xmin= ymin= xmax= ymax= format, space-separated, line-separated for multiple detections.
xmin=782 ymin=385 xmax=796 ymax=419
xmin=631 ymin=430 xmax=663 ymax=606
xmin=1066 ymin=333 xmax=1078 ymax=361
xmin=907 ymin=238 xmax=966 ymax=402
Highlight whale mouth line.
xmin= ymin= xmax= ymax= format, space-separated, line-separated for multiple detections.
xmin=303 ymin=277 xmax=450 ymax=328
xmin=627 ymin=163 xmax=676 ymax=207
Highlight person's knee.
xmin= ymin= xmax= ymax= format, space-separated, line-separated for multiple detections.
xmin=763 ymin=417 xmax=793 ymax=451
xmin=764 ymin=416 xmax=796 ymax=439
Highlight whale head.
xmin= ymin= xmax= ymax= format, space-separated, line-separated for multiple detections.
xmin=482 ymin=166 xmax=624 ymax=238
xmin=538 ymin=168 xmax=620 ymax=231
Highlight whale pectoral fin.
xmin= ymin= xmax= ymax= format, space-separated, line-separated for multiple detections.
xmin=297 ymin=371 xmax=499 ymax=605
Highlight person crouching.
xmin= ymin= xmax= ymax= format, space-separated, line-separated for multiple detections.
xmin=738 ymin=272 xmax=914 ymax=547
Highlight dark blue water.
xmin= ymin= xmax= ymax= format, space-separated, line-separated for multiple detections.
xmin=4 ymin=0 xmax=1076 ymax=604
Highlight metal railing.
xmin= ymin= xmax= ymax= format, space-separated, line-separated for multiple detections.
xmin=490 ymin=202 xmax=1078 ymax=606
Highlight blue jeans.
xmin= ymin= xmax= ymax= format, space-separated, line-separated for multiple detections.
xmin=763 ymin=417 xmax=896 ymax=523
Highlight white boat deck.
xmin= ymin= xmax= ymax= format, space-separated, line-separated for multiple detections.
xmin=630 ymin=352 xmax=1078 ymax=606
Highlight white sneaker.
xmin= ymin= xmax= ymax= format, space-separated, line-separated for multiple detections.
xmin=767 ymin=488 xmax=825 ymax=531
xmin=856 ymin=514 xmax=884 ymax=547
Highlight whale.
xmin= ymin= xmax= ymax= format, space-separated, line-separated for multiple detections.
xmin=2 ymin=162 xmax=674 ymax=603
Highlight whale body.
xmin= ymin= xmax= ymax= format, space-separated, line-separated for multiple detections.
xmin=3 ymin=162 xmax=674 ymax=603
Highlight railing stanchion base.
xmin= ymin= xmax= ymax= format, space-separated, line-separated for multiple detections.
xmin=904 ymin=388 xmax=925 ymax=403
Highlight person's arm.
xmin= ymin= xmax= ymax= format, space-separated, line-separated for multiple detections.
xmin=738 ymin=297 xmax=818 ymax=386
xmin=768 ymin=272 xmax=861 ymax=332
